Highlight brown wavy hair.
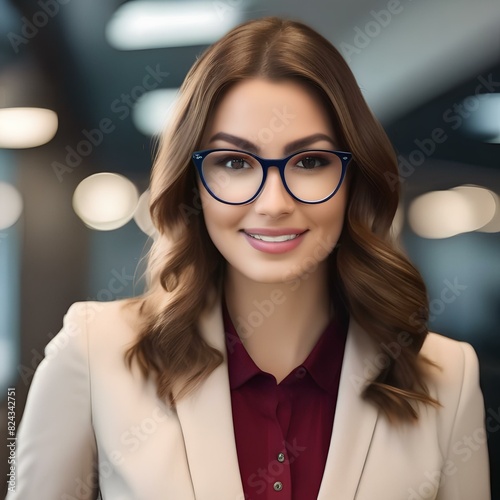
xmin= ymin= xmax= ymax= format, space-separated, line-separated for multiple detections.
xmin=126 ymin=16 xmax=438 ymax=421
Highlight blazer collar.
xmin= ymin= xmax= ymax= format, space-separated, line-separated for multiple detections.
xmin=176 ymin=300 xmax=379 ymax=500
xmin=317 ymin=319 xmax=380 ymax=500
xmin=175 ymin=298 xmax=245 ymax=500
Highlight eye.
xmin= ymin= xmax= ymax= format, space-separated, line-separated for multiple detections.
xmin=224 ymin=157 xmax=249 ymax=169
xmin=214 ymin=154 xmax=253 ymax=170
xmin=295 ymin=155 xmax=326 ymax=169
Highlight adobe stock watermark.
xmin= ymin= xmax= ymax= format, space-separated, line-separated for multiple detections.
xmin=340 ymin=0 xmax=408 ymax=62
xmin=52 ymin=65 xmax=170 ymax=182
xmin=225 ymin=235 xmax=337 ymax=352
xmin=282 ymin=235 xmax=336 ymax=292
xmin=407 ymin=406 xmax=499 ymax=500
xmin=225 ymin=288 xmax=287 ymax=354
xmin=7 ymin=0 xmax=73 ymax=54
xmin=6 ymin=387 xmax=16 ymax=493
xmin=385 ymin=73 xmax=500 ymax=192
xmin=16 ymin=268 xmax=133 ymax=386
xmin=119 ymin=406 xmax=169 ymax=453
xmin=350 ymin=276 xmax=468 ymax=393
xmin=409 ymin=277 xmax=467 ymax=329
xmin=350 ymin=329 xmax=415 ymax=394
xmin=87 ymin=267 xmax=135 ymax=302
xmin=17 ymin=308 xmax=85 ymax=387
xmin=178 ymin=105 xmax=296 ymax=225
xmin=245 ymin=439 xmax=307 ymax=496
xmin=247 ymin=106 xmax=295 ymax=146
xmin=212 ymin=0 xmax=247 ymax=21
xmin=61 ymin=405 xmax=170 ymax=500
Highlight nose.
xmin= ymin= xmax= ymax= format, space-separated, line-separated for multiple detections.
xmin=253 ymin=166 xmax=295 ymax=217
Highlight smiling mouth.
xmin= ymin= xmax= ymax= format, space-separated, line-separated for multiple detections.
xmin=245 ymin=233 xmax=301 ymax=242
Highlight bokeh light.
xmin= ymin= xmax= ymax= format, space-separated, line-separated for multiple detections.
xmin=477 ymin=190 xmax=500 ymax=233
xmin=408 ymin=185 xmax=496 ymax=239
xmin=463 ymin=93 xmax=500 ymax=143
xmin=106 ymin=1 xmax=243 ymax=50
xmin=0 ymin=182 xmax=23 ymax=230
xmin=73 ymin=173 xmax=139 ymax=231
xmin=0 ymin=108 xmax=58 ymax=148
xmin=450 ymin=185 xmax=497 ymax=230
xmin=133 ymin=190 xmax=157 ymax=237
xmin=133 ymin=89 xmax=179 ymax=136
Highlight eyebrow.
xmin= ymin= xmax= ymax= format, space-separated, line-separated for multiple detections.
xmin=206 ymin=132 xmax=336 ymax=155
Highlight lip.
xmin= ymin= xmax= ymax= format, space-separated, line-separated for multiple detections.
xmin=241 ymin=228 xmax=307 ymax=254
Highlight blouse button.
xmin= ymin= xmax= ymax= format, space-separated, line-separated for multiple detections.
xmin=277 ymin=452 xmax=285 ymax=463
xmin=273 ymin=481 xmax=283 ymax=491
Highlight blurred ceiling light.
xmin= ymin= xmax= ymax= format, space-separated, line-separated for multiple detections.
xmin=0 ymin=182 xmax=23 ymax=230
xmin=408 ymin=185 xmax=496 ymax=239
xmin=409 ymin=191 xmax=469 ymax=239
xmin=106 ymin=1 xmax=244 ymax=50
xmin=0 ymin=107 xmax=58 ymax=148
xmin=450 ymin=185 xmax=496 ymax=230
xmin=133 ymin=88 xmax=179 ymax=136
xmin=134 ymin=190 xmax=157 ymax=237
xmin=477 ymin=190 xmax=500 ymax=233
xmin=73 ymin=173 xmax=139 ymax=231
xmin=463 ymin=93 xmax=500 ymax=143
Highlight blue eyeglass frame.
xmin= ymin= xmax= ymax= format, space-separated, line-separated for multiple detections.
xmin=192 ymin=148 xmax=352 ymax=205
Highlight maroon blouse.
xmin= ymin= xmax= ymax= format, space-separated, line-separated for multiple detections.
xmin=223 ymin=302 xmax=348 ymax=499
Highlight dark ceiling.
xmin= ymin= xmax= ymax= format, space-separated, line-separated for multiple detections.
xmin=1 ymin=0 xmax=499 ymax=178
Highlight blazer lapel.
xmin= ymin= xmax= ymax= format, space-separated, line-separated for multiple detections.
xmin=318 ymin=320 xmax=380 ymax=500
xmin=175 ymin=299 xmax=245 ymax=500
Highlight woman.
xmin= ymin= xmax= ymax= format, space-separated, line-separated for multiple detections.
xmin=9 ymin=16 xmax=490 ymax=500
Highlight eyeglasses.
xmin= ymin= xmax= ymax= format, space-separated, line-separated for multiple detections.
xmin=192 ymin=148 xmax=352 ymax=205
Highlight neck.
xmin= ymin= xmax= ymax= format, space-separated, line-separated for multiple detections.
xmin=224 ymin=264 xmax=332 ymax=383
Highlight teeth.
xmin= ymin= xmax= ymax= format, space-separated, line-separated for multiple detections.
xmin=248 ymin=233 xmax=299 ymax=242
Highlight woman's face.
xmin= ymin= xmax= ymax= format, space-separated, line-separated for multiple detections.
xmin=198 ymin=78 xmax=348 ymax=285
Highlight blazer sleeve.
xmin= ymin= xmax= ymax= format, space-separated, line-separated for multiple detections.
xmin=437 ymin=341 xmax=491 ymax=500
xmin=6 ymin=302 xmax=98 ymax=500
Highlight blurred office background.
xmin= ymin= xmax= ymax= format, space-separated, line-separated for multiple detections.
xmin=0 ymin=0 xmax=499 ymax=497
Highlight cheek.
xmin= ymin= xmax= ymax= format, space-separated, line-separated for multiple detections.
xmin=199 ymin=189 xmax=222 ymax=235
xmin=199 ymin=188 xmax=243 ymax=241
xmin=312 ymin=189 xmax=348 ymax=246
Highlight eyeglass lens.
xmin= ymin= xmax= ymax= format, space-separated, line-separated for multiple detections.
xmin=201 ymin=150 xmax=343 ymax=203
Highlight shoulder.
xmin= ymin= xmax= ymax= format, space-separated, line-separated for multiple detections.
xmin=421 ymin=331 xmax=476 ymax=361
xmin=63 ymin=298 xmax=141 ymax=323
xmin=420 ymin=332 xmax=479 ymax=389
xmin=62 ymin=298 xmax=143 ymax=336
xmin=418 ymin=332 xmax=483 ymax=424
xmin=47 ymin=299 xmax=145 ymax=362
xmin=34 ymin=299 xmax=152 ymax=392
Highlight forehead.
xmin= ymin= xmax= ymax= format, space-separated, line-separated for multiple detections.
xmin=201 ymin=78 xmax=335 ymax=147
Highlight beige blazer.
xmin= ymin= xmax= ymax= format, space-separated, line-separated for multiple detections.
xmin=7 ymin=300 xmax=490 ymax=500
